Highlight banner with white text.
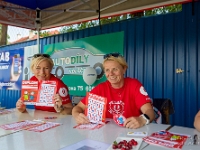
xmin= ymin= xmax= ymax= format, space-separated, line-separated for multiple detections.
xmin=0 ymin=45 xmax=38 ymax=90
xmin=44 ymin=32 xmax=124 ymax=96
xmin=0 ymin=48 xmax=24 ymax=90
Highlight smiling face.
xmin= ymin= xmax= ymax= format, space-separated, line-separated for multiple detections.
xmin=104 ymin=60 xmax=126 ymax=88
xmin=32 ymin=59 xmax=52 ymax=81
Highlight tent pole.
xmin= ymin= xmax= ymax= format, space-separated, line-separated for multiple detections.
xmin=98 ymin=0 xmax=101 ymax=31
xmin=37 ymin=28 xmax=40 ymax=52
xmin=36 ymin=8 xmax=41 ymax=52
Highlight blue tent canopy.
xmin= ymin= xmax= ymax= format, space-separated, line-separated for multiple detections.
xmin=4 ymin=0 xmax=74 ymax=9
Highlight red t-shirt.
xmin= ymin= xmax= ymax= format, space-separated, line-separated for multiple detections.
xmin=30 ymin=74 xmax=71 ymax=112
xmin=81 ymin=77 xmax=151 ymax=118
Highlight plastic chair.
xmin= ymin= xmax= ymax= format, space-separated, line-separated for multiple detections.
xmin=71 ymin=96 xmax=84 ymax=106
xmin=152 ymin=98 xmax=175 ymax=124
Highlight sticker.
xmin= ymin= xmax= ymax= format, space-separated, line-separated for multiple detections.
xmin=139 ymin=86 xmax=148 ymax=96
xmin=127 ymin=131 xmax=148 ymax=137
xmin=113 ymin=114 xmax=126 ymax=126
xmin=59 ymin=87 xmax=68 ymax=97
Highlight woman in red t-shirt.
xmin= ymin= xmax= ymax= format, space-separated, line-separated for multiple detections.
xmin=16 ymin=53 xmax=73 ymax=115
xmin=72 ymin=53 xmax=155 ymax=129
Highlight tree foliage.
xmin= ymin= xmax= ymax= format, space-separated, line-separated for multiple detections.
xmin=33 ymin=30 xmax=52 ymax=38
xmin=59 ymin=4 xmax=182 ymax=34
xmin=39 ymin=31 xmax=51 ymax=37
xmin=0 ymin=24 xmax=10 ymax=45
xmin=144 ymin=4 xmax=182 ymax=16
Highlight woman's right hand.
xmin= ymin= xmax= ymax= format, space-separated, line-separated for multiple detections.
xmin=16 ymin=99 xmax=26 ymax=113
xmin=74 ymin=112 xmax=90 ymax=125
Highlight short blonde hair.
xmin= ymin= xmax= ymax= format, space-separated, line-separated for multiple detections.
xmin=30 ymin=56 xmax=54 ymax=73
xmin=103 ymin=55 xmax=128 ymax=69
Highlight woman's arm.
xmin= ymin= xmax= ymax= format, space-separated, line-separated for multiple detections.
xmin=72 ymin=102 xmax=90 ymax=124
xmin=53 ymin=94 xmax=73 ymax=115
xmin=123 ymin=103 xmax=155 ymax=129
xmin=16 ymin=98 xmax=26 ymax=113
xmin=59 ymin=103 xmax=73 ymax=115
xmin=194 ymin=111 xmax=200 ymax=131
xmin=140 ymin=103 xmax=155 ymax=122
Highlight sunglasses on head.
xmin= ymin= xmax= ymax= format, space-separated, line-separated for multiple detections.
xmin=103 ymin=53 xmax=122 ymax=59
xmin=33 ymin=54 xmax=50 ymax=58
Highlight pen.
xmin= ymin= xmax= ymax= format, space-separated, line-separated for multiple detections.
xmin=44 ymin=117 xmax=57 ymax=119
xmin=193 ymin=134 xmax=197 ymax=145
xmin=165 ymin=125 xmax=173 ymax=131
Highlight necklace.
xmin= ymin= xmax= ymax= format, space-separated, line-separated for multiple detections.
xmin=111 ymin=84 xmax=125 ymax=98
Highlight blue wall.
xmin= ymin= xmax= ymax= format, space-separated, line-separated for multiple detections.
xmin=0 ymin=1 xmax=199 ymax=128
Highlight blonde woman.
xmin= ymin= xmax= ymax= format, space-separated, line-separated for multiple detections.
xmin=72 ymin=53 xmax=155 ymax=129
xmin=16 ymin=53 xmax=73 ymax=115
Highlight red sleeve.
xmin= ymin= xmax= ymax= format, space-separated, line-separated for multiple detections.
xmin=133 ymin=79 xmax=152 ymax=109
xmin=55 ymin=79 xmax=71 ymax=105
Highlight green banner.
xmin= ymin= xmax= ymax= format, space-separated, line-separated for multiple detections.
xmin=44 ymin=32 xmax=124 ymax=96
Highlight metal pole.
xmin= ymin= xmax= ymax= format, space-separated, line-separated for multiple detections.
xmin=37 ymin=28 xmax=40 ymax=52
xmin=36 ymin=8 xmax=41 ymax=52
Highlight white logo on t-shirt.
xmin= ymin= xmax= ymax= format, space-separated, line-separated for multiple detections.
xmin=140 ymin=86 xmax=148 ymax=96
xmin=59 ymin=87 xmax=68 ymax=97
xmin=108 ymin=100 xmax=124 ymax=114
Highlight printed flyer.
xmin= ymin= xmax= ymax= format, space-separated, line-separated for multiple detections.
xmin=143 ymin=130 xmax=188 ymax=149
xmin=21 ymin=80 xmax=38 ymax=105
xmin=36 ymin=80 xmax=57 ymax=106
xmin=85 ymin=92 xmax=107 ymax=124
xmin=0 ymin=120 xmax=61 ymax=132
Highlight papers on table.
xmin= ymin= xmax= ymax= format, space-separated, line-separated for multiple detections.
xmin=143 ymin=130 xmax=189 ymax=149
xmin=73 ymin=121 xmax=110 ymax=130
xmin=0 ymin=109 xmax=14 ymax=115
xmin=0 ymin=120 xmax=61 ymax=132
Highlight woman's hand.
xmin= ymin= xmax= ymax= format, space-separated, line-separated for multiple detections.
xmin=72 ymin=102 xmax=90 ymax=124
xmin=53 ymin=94 xmax=73 ymax=115
xmin=123 ymin=116 xmax=145 ymax=129
xmin=74 ymin=112 xmax=90 ymax=125
xmin=16 ymin=99 xmax=26 ymax=113
xmin=53 ymin=94 xmax=63 ymax=112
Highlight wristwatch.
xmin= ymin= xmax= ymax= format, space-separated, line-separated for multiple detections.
xmin=140 ymin=114 xmax=150 ymax=125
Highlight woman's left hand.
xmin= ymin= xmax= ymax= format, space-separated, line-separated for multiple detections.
xmin=53 ymin=94 xmax=63 ymax=112
xmin=123 ymin=116 xmax=145 ymax=129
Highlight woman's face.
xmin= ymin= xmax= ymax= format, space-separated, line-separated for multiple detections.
xmin=33 ymin=60 xmax=52 ymax=81
xmin=104 ymin=60 xmax=126 ymax=88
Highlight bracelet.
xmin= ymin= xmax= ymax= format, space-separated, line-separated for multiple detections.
xmin=60 ymin=105 xmax=64 ymax=112
xmin=56 ymin=105 xmax=64 ymax=113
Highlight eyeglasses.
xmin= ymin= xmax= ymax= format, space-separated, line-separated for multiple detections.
xmin=103 ymin=52 xmax=122 ymax=59
xmin=33 ymin=54 xmax=50 ymax=58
